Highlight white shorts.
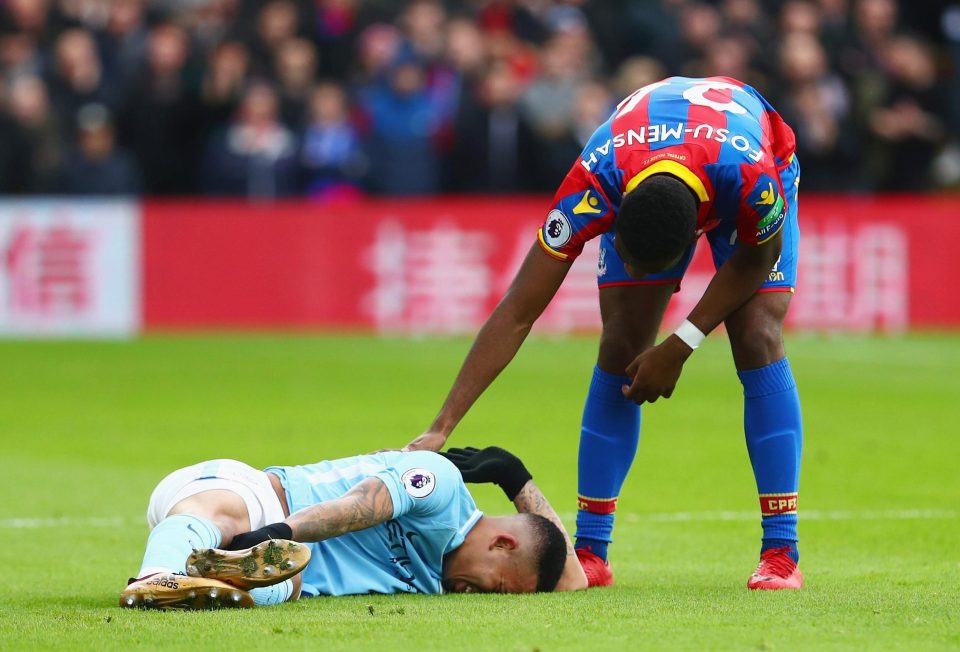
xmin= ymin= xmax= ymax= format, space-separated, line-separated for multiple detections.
xmin=146 ymin=459 xmax=285 ymax=530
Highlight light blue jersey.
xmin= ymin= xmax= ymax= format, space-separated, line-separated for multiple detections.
xmin=265 ymin=450 xmax=481 ymax=596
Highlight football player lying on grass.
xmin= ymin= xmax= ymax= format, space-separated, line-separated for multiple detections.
xmin=121 ymin=446 xmax=588 ymax=609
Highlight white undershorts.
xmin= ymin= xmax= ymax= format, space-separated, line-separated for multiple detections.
xmin=146 ymin=458 xmax=285 ymax=530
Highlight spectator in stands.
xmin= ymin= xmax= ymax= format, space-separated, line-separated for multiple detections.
xmin=358 ymin=56 xmax=443 ymax=195
xmin=0 ymin=81 xmax=32 ymax=193
xmin=536 ymin=79 xmax=613 ymax=188
xmin=543 ymin=6 xmax=604 ymax=79
xmin=0 ymin=25 xmax=44 ymax=82
xmin=570 ymin=81 xmax=614 ymax=149
xmin=180 ymin=0 xmax=241 ymax=56
xmin=611 ymin=56 xmax=667 ymax=104
xmin=933 ymin=3 xmax=960 ymax=189
xmin=841 ymin=0 xmax=899 ymax=128
xmin=251 ymin=1 xmax=302 ymax=76
xmin=58 ymin=103 xmax=142 ymax=195
xmin=520 ymin=35 xmax=579 ymax=138
xmin=0 ymin=0 xmax=951 ymax=196
xmin=399 ymin=0 xmax=447 ymax=63
xmin=676 ymin=2 xmax=723 ymax=76
xmin=943 ymin=3 xmax=960 ymax=136
xmin=848 ymin=0 xmax=899 ymax=68
xmin=446 ymin=60 xmax=540 ymax=193
xmin=300 ymin=81 xmax=365 ymax=199
xmin=620 ymin=0 xmax=684 ymax=72
xmin=776 ymin=32 xmax=859 ymax=190
xmin=48 ymin=28 xmax=124 ymax=132
xmin=311 ymin=0 xmax=362 ymax=80
xmin=7 ymin=74 xmax=62 ymax=192
xmin=0 ymin=0 xmax=56 ymax=50
xmin=200 ymin=40 xmax=251 ymax=133
xmin=520 ymin=30 xmax=588 ymax=180
xmin=780 ymin=0 xmax=840 ymax=69
xmin=867 ymin=35 xmax=946 ymax=190
xmin=353 ymin=23 xmax=402 ymax=87
xmin=274 ymin=37 xmax=319 ymax=127
xmin=120 ymin=22 xmax=202 ymax=195
xmin=399 ymin=0 xmax=460 ymax=132
xmin=201 ymin=81 xmax=299 ymax=198
xmin=693 ymin=36 xmax=767 ymax=93
xmin=101 ymin=0 xmax=149 ymax=87
xmin=442 ymin=16 xmax=489 ymax=116
xmin=781 ymin=0 xmax=824 ymax=39
xmin=482 ymin=25 xmax=539 ymax=86
xmin=817 ymin=0 xmax=853 ymax=51
xmin=722 ymin=0 xmax=773 ymax=49
xmin=475 ymin=0 xmax=548 ymax=44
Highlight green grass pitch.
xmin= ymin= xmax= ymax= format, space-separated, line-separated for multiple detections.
xmin=1 ymin=333 xmax=958 ymax=650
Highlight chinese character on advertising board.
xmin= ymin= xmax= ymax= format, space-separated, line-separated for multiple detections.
xmin=4 ymin=223 xmax=92 ymax=317
xmin=363 ymin=221 xmax=494 ymax=334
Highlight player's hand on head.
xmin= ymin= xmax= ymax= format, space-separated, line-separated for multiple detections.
xmin=403 ymin=430 xmax=448 ymax=452
xmin=621 ymin=339 xmax=690 ymax=405
xmin=440 ymin=446 xmax=532 ymax=501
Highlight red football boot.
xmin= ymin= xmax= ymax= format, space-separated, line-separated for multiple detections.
xmin=747 ymin=547 xmax=803 ymax=590
xmin=576 ymin=547 xmax=614 ymax=588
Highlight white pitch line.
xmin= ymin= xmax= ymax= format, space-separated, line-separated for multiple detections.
xmin=558 ymin=509 xmax=959 ymax=523
xmin=1 ymin=509 xmax=956 ymax=529
xmin=0 ymin=516 xmax=131 ymax=529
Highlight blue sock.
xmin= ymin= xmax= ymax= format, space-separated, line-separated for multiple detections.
xmin=137 ymin=514 xmax=222 ymax=578
xmin=574 ymin=366 xmax=641 ymax=561
xmin=739 ymin=358 xmax=803 ymax=563
xmin=251 ymin=579 xmax=294 ymax=606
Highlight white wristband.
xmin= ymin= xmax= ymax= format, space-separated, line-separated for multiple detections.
xmin=674 ymin=320 xmax=706 ymax=350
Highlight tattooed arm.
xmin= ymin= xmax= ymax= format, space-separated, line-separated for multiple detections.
xmin=285 ymin=477 xmax=395 ymax=542
xmin=513 ymin=480 xmax=588 ymax=591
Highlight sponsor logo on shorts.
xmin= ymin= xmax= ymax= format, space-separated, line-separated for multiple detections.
xmin=543 ymin=209 xmax=572 ymax=248
xmin=401 ymin=468 xmax=436 ymax=499
xmin=759 ymin=492 xmax=798 ymax=516
xmin=768 ymin=254 xmax=785 ymax=282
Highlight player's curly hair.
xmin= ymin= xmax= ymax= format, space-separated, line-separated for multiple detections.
xmin=525 ymin=513 xmax=568 ymax=592
xmin=616 ymin=174 xmax=698 ymax=267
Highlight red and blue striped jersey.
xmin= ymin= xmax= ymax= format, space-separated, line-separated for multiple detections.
xmin=538 ymin=77 xmax=797 ymax=261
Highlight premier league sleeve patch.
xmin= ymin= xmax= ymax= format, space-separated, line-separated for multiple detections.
xmin=543 ymin=210 xmax=573 ymax=248
xmin=401 ymin=468 xmax=436 ymax=499
xmin=538 ymin=183 xmax=613 ymax=261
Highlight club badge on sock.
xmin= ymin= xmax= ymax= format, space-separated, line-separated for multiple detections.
xmin=759 ymin=492 xmax=798 ymax=517
xmin=577 ymin=495 xmax=618 ymax=514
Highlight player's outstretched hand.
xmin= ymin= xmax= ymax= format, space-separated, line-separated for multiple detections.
xmin=621 ymin=336 xmax=692 ymax=404
xmin=404 ymin=430 xmax=448 ymax=452
xmin=441 ymin=446 xmax=532 ymax=501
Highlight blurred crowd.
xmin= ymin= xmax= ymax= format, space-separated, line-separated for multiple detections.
xmin=0 ymin=0 xmax=957 ymax=198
